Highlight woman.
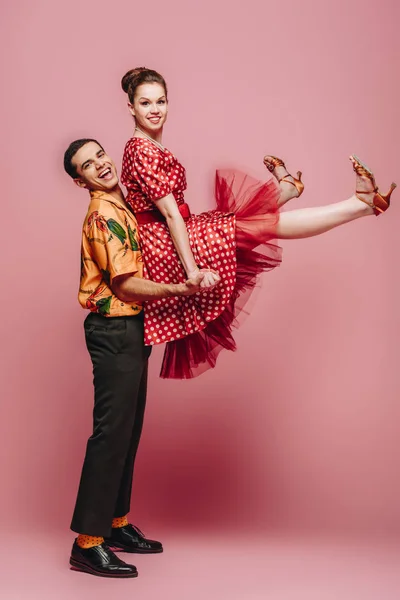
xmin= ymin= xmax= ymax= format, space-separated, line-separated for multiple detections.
xmin=120 ymin=67 xmax=396 ymax=379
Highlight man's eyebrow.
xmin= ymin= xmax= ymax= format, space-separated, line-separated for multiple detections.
xmin=81 ymin=158 xmax=92 ymax=169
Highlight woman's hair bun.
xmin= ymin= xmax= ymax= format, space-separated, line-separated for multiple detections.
xmin=121 ymin=67 xmax=167 ymax=103
xmin=121 ymin=67 xmax=148 ymax=93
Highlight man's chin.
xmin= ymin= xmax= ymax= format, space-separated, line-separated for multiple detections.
xmin=91 ymin=178 xmax=119 ymax=192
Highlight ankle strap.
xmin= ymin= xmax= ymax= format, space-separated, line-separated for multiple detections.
xmin=355 ymin=187 xmax=378 ymax=195
xmin=278 ymin=175 xmax=296 ymax=187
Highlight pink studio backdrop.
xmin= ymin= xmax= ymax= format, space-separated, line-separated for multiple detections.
xmin=1 ymin=0 xmax=399 ymax=538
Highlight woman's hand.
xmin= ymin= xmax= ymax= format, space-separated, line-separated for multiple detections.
xmin=187 ymin=268 xmax=221 ymax=290
xmin=200 ymin=269 xmax=221 ymax=289
xmin=155 ymin=196 xmax=222 ymax=291
xmin=179 ymin=271 xmax=206 ymax=296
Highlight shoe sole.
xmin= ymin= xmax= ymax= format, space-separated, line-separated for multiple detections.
xmin=69 ymin=557 xmax=138 ymax=578
xmin=107 ymin=545 xmax=163 ymax=554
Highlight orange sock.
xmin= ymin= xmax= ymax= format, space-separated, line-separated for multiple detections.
xmin=112 ymin=515 xmax=129 ymax=528
xmin=76 ymin=534 xmax=104 ymax=549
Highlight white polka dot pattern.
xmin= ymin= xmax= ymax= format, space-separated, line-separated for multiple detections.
xmin=139 ymin=212 xmax=237 ymax=345
xmin=121 ymin=138 xmax=238 ymax=346
xmin=121 ymin=137 xmax=187 ymax=209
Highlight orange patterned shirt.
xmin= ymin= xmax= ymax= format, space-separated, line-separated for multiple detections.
xmin=79 ymin=189 xmax=143 ymax=317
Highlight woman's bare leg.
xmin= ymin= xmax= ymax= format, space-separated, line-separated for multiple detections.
xmin=276 ymin=195 xmax=371 ymax=239
xmin=274 ymin=155 xmax=387 ymax=239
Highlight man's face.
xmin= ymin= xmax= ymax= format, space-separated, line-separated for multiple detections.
xmin=72 ymin=142 xmax=119 ymax=192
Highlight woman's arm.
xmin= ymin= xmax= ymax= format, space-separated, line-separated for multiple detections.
xmin=156 ymin=194 xmax=220 ymax=288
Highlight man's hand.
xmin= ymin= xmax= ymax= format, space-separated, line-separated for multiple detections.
xmin=178 ymin=270 xmax=206 ymax=296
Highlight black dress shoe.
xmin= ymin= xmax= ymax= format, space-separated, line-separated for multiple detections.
xmin=105 ymin=524 xmax=163 ymax=554
xmin=70 ymin=540 xmax=138 ymax=578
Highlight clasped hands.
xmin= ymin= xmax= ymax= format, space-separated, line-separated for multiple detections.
xmin=186 ymin=267 xmax=221 ymax=291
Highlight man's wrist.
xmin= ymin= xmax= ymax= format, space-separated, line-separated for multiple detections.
xmin=167 ymin=283 xmax=185 ymax=297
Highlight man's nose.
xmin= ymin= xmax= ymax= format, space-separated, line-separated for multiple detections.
xmin=95 ymin=159 xmax=106 ymax=169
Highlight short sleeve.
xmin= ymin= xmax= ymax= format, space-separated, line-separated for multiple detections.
xmin=85 ymin=208 xmax=141 ymax=283
xmin=122 ymin=140 xmax=172 ymax=202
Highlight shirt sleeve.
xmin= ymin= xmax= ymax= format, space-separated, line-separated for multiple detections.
xmin=85 ymin=207 xmax=141 ymax=283
xmin=122 ymin=140 xmax=172 ymax=202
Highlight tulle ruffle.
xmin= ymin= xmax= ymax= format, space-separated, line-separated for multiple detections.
xmin=160 ymin=170 xmax=282 ymax=379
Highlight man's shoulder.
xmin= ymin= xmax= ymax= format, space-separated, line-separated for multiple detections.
xmin=83 ymin=196 xmax=138 ymax=235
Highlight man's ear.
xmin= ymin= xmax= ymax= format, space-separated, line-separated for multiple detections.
xmin=128 ymin=102 xmax=135 ymax=118
xmin=74 ymin=178 xmax=87 ymax=189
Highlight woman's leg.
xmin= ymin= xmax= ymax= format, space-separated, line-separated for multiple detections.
xmin=276 ymin=195 xmax=371 ymax=239
xmin=274 ymin=155 xmax=392 ymax=239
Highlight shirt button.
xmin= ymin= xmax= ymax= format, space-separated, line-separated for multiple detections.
xmin=120 ymin=303 xmax=124 ymax=306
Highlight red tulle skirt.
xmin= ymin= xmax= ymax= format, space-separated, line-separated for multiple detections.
xmin=159 ymin=169 xmax=282 ymax=379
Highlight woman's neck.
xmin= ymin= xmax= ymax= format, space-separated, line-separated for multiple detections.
xmin=134 ymin=127 xmax=165 ymax=152
xmin=134 ymin=125 xmax=163 ymax=145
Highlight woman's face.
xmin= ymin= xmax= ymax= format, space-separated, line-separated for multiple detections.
xmin=129 ymin=82 xmax=168 ymax=135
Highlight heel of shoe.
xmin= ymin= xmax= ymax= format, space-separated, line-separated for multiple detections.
xmin=374 ymin=182 xmax=397 ymax=215
xmin=294 ymin=171 xmax=304 ymax=197
xmin=387 ymin=182 xmax=397 ymax=197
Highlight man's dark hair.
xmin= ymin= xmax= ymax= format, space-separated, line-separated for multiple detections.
xmin=63 ymin=138 xmax=104 ymax=179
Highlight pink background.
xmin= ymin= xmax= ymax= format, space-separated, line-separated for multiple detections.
xmin=1 ymin=1 xmax=400 ymax=596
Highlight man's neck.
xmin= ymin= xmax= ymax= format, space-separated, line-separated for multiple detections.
xmin=92 ymin=185 xmax=125 ymax=204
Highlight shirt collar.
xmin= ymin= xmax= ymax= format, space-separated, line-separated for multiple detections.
xmin=89 ymin=189 xmax=128 ymax=211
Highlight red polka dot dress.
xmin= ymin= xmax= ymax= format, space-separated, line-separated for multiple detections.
xmin=121 ymin=137 xmax=282 ymax=379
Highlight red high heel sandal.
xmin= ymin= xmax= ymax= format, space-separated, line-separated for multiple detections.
xmin=263 ymin=155 xmax=304 ymax=198
xmin=350 ymin=154 xmax=396 ymax=215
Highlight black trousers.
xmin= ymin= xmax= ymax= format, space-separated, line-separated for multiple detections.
xmin=70 ymin=312 xmax=152 ymax=537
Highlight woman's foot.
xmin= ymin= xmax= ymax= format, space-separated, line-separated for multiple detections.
xmin=350 ymin=155 xmax=396 ymax=216
xmin=264 ymin=155 xmax=304 ymax=207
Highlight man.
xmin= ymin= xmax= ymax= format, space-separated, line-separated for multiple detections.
xmin=64 ymin=139 xmax=207 ymax=578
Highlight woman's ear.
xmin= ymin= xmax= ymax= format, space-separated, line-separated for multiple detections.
xmin=128 ymin=102 xmax=135 ymax=118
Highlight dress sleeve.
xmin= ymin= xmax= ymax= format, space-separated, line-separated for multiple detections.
xmin=86 ymin=206 xmax=141 ymax=283
xmin=122 ymin=140 xmax=172 ymax=202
